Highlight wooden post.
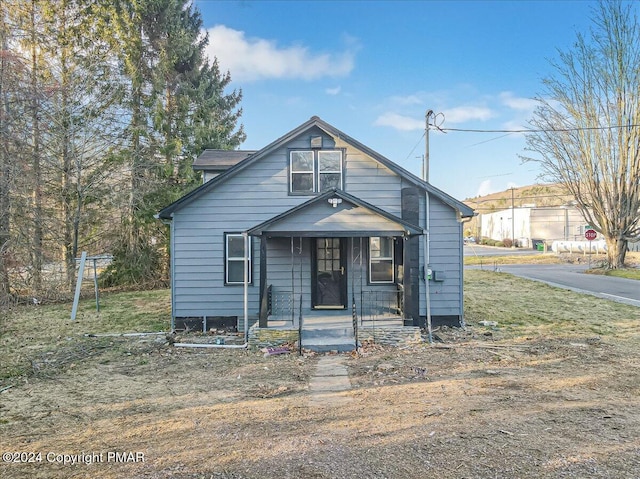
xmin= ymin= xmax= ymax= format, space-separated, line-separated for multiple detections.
xmin=258 ymin=235 xmax=268 ymax=327
xmin=93 ymin=258 xmax=100 ymax=312
xmin=71 ymin=251 xmax=87 ymax=320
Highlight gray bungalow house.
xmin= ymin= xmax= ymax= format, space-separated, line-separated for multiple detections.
xmin=158 ymin=116 xmax=474 ymax=339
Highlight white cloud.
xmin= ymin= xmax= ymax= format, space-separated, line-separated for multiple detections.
xmin=389 ymin=94 xmax=424 ymax=106
xmin=499 ymin=91 xmax=538 ymax=111
xmin=206 ymin=25 xmax=356 ymax=82
xmin=443 ymin=106 xmax=494 ymax=124
xmin=373 ymin=112 xmax=423 ymax=131
xmin=476 ymin=179 xmax=495 ymax=197
xmin=498 ymin=119 xmax=525 ymax=131
xmin=326 ymin=86 xmax=341 ymax=95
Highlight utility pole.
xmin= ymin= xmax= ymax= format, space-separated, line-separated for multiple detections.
xmin=424 ymin=110 xmax=434 ymax=344
xmin=424 ymin=110 xmax=434 ymax=183
xmin=511 ymin=187 xmax=515 ymax=248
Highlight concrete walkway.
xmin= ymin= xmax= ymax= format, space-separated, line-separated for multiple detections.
xmin=308 ymin=355 xmax=353 ymax=407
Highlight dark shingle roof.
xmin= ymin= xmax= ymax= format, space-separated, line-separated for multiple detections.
xmin=192 ymin=150 xmax=257 ymax=171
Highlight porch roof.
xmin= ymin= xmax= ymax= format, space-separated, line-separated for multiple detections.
xmin=247 ymin=188 xmax=423 ymax=237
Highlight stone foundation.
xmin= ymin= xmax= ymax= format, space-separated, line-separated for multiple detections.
xmin=358 ymin=325 xmax=422 ymax=346
xmin=248 ymin=326 xmax=299 ymax=349
xmin=248 ymin=324 xmax=423 ymax=349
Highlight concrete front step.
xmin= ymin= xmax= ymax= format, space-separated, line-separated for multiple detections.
xmin=301 ymin=327 xmax=353 ymax=339
xmin=302 ymin=338 xmax=358 ymax=353
xmin=301 ymin=327 xmax=356 ymax=352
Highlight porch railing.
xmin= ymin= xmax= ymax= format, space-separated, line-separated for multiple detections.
xmin=360 ymin=288 xmax=403 ymax=323
xmin=268 ymin=287 xmax=295 ymax=322
xmin=268 ymin=286 xmax=402 ymax=323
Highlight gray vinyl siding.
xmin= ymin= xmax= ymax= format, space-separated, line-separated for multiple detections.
xmin=267 ymin=237 xmax=312 ymax=312
xmin=171 ymin=130 xmax=334 ymax=319
xmin=342 ymin=145 xmax=402 ymax=215
xmin=170 ymin=128 xmax=463 ymax=321
xmin=418 ymin=193 xmax=464 ymax=318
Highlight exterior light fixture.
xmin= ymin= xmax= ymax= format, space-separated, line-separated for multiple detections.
xmin=328 ymin=197 xmax=343 ymax=208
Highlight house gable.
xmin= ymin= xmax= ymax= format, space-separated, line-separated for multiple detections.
xmin=158 ymin=116 xmax=474 ymax=220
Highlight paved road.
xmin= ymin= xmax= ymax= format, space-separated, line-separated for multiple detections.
xmin=477 ymin=263 xmax=640 ymax=307
xmin=464 ymin=245 xmax=544 ymax=257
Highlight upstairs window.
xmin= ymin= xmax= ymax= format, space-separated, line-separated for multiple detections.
xmin=290 ymin=151 xmax=315 ymax=194
xmin=318 ymin=151 xmax=342 ymax=191
xmin=290 ymin=150 xmax=343 ymax=194
xmin=369 ymin=236 xmax=394 ymax=283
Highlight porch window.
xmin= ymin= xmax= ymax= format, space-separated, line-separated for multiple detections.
xmin=225 ymin=233 xmax=252 ymax=285
xmin=290 ymin=150 xmax=343 ymax=194
xmin=369 ymin=236 xmax=394 ymax=283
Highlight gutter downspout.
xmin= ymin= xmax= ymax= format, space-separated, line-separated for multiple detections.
xmin=424 ymin=210 xmax=432 ymax=344
xmin=243 ymin=231 xmax=249 ymax=343
xmin=459 ymin=215 xmax=473 ymax=328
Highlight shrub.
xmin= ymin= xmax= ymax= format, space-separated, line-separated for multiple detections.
xmin=100 ymin=240 xmax=168 ymax=289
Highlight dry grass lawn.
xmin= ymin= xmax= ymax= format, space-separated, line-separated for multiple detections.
xmin=1 ymin=270 xmax=639 ymax=478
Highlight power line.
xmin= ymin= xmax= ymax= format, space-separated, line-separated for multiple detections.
xmin=402 ymin=130 xmax=425 ymax=163
xmin=467 ymin=132 xmax=516 ymax=146
xmin=439 ymin=124 xmax=640 ymax=134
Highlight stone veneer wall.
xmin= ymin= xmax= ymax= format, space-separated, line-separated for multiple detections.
xmin=248 ymin=326 xmax=299 ymax=349
xmin=248 ymin=324 xmax=423 ymax=349
xmin=358 ymin=326 xmax=422 ymax=346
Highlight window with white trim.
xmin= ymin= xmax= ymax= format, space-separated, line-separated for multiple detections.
xmin=318 ymin=151 xmax=342 ymax=191
xmin=369 ymin=236 xmax=394 ymax=283
xmin=225 ymin=233 xmax=252 ymax=285
xmin=290 ymin=150 xmax=342 ymax=194
xmin=290 ymin=151 xmax=315 ymax=194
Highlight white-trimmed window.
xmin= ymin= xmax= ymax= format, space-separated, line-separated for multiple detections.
xmin=318 ymin=150 xmax=342 ymax=191
xmin=290 ymin=151 xmax=315 ymax=194
xmin=225 ymin=233 xmax=252 ymax=285
xmin=290 ymin=150 xmax=342 ymax=194
xmin=369 ymin=237 xmax=394 ymax=283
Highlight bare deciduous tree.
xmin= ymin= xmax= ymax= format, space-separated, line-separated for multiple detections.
xmin=525 ymin=0 xmax=640 ymax=268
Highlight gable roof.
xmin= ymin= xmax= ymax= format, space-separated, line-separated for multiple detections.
xmin=247 ymin=188 xmax=423 ymax=237
xmin=158 ymin=116 xmax=475 ymax=220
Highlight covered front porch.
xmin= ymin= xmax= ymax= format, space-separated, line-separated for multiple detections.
xmin=243 ymin=189 xmax=425 ymax=351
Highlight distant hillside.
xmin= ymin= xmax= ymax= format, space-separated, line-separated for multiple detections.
xmin=463 ymin=184 xmax=573 ymax=214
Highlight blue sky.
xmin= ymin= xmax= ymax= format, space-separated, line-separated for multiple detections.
xmin=194 ymin=0 xmax=599 ymax=200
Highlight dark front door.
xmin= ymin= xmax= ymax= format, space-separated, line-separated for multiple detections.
xmin=312 ymin=237 xmax=346 ymax=309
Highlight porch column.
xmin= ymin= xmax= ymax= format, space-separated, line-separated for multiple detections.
xmin=402 ymin=187 xmax=421 ymax=326
xmin=258 ymin=235 xmax=268 ymax=327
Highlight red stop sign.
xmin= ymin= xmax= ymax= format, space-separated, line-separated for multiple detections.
xmin=585 ymin=229 xmax=597 ymax=241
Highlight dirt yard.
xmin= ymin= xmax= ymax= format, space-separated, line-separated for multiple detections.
xmin=1 ymin=327 xmax=639 ymax=479
xmin=1 ymin=271 xmax=640 ymax=479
